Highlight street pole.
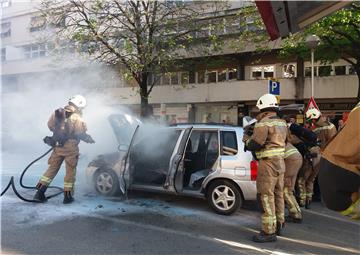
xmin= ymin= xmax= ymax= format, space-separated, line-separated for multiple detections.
xmin=305 ymin=34 xmax=320 ymax=99
xmin=311 ymin=48 xmax=314 ymax=98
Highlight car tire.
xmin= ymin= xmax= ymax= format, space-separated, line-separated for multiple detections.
xmin=206 ymin=179 xmax=242 ymax=215
xmin=94 ymin=169 xmax=120 ymax=196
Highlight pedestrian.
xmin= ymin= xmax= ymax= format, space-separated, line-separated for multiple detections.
xmin=243 ymin=93 xmax=287 ymax=242
xmin=33 ymin=95 xmax=95 ymax=204
xmin=337 ymin=119 xmax=344 ymax=131
xmin=298 ymin=108 xmax=337 ymax=209
xmin=318 ymin=101 xmax=360 ymax=219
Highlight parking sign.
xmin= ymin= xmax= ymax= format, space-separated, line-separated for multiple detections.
xmin=268 ymin=79 xmax=280 ymax=95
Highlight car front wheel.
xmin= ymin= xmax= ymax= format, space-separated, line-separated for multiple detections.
xmin=94 ymin=169 xmax=120 ymax=196
xmin=206 ymin=180 xmax=242 ymax=215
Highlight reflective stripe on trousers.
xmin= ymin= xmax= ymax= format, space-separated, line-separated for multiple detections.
xmin=256 ymin=148 xmax=285 ymax=159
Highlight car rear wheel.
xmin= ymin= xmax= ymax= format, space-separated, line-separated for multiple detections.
xmin=94 ymin=169 xmax=119 ymax=196
xmin=206 ymin=180 xmax=242 ymax=215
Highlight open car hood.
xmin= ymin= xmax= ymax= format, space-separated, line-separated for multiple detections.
xmin=108 ymin=113 xmax=142 ymax=146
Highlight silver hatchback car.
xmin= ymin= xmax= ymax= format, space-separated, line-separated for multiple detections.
xmin=85 ymin=114 xmax=257 ymax=215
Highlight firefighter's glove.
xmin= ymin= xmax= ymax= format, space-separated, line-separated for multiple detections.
xmin=43 ymin=136 xmax=56 ymax=147
xmin=83 ymin=134 xmax=95 ymax=144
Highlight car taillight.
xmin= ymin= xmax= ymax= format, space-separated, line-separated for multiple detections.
xmin=250 ymin=160 xmax=258 ymax=181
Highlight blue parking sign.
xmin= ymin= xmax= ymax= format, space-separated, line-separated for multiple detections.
xmin=268 ymin=80 xmax=280 ymax=95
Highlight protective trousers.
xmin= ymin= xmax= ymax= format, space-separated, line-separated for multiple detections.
xmin=256 ymin=157 xmax=285 ymax=235
xmin=297 ymin=147 xmax=321 ymax=205
xmin=38 ymin=141 xmax=79 ymax=194
xmin=284 ymin=156 xmax=303 ymax=219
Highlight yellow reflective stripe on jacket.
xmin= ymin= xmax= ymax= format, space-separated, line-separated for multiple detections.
xmin=255 ymin=121 xmax=287 ymax=128
xmin=284 ymin=148 xmax=299 ymax=158
xmin=256 ymin=148 xmax=285 ymax=159
xmin=313 ymin=123 xmax=335 ymax=132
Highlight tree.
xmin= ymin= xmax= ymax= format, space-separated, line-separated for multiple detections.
xmin=280 ymin=2 xmax=360 ymax=99
xmin=40 ymin=0 xmax=227 ymax=117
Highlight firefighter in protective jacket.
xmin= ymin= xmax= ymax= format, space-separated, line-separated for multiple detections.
xmin=243 ymin=94 xmax=287 ymax=243
xmin=319 ymin=102 xmax=360 ymax=219
xmin=34 ymin=95 xmax=95 ymax=204
xmin=298 ymin=108 xmax=337 ymax=208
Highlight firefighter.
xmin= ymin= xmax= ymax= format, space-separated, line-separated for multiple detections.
xmin=318 ymin=102 xmax=360 ymax=219
xmin=284 ymin=142 xmax=303 ymax=223
xmin=298 ymin=108 xmax=337 ymax=208
xmin=243 ymin=94 xmax=287 ymax=243
xmin=34 ymin=95 xmax=95 ymax=204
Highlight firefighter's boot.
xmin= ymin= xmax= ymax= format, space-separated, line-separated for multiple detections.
xmin=33 ymin=184 xmax=47 ymax=202
xmin=276 ymin=222 xmax=285 ymax=236
xmin=305 ymin=198 xmax=311 ymax=209
xmin=252 ymin=231 xmax=277 ymax=243
xmin=285 ymin=215 xmax=302 ymax=223
xmin=63 ymin=191 xmax=74 ymax=204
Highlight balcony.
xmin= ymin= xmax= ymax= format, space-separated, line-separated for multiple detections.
xmin=106 ymin=75 xmax=358 ymax=105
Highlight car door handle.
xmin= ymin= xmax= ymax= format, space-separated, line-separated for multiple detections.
xmin=184 ymin=159 xmax=191 ymax=162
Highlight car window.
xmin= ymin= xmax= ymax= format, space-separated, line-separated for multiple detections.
xmin=220 ymin=131 xmax=238 ymax=156
xmin=206 ymin=132 xmax=219 ymax=153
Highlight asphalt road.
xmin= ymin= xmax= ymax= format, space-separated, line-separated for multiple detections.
xmin=1 ymin=190 xmax=359 ymax=255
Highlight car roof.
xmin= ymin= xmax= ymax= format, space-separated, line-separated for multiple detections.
xmin=169 ymin=123 xmax=243 ymax=131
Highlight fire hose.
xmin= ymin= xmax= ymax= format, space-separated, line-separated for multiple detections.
xmin=0 ymin=148 xmax=63 ymax=202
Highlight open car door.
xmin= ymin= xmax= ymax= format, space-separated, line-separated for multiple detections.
xmin=172 ymin=127 xmax=193 ymax=193
xmin=108 ymin=113 xmax=142 ymax=195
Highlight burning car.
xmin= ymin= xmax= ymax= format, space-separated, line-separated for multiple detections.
xmin=85 ymin=114 xmax=257 ymax=215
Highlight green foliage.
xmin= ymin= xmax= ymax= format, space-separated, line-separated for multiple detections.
xmin=280 ymin=3 xmax=360 ymax=65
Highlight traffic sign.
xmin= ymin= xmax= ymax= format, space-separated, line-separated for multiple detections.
xmin=268 ymin=79 xmax=280 ymax=95
xmin=305 ymin=97 xmax=319 ymax=113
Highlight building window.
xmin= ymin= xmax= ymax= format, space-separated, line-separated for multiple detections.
xmin=250 ymin=65 xmax=275 ymax=79
xmin=154 ymin=74 xmax=162 ymax=86
xmin=206 ymin=70 xmax=217 ymax=83
xmin=30 ymin=16 xmax=46 ymax=32
xmin=163 ymin=73 xmax=170 ymax=85
xmin=334 ymin=66 xmax=346 ymax=76
xmin=318 ymin=66 xmax=332 ymax=77
xmin=171 ymin=72 xmax=179 ymax=85
xmin=1 ymin=48 xmax=6 ymax=62
xmin=282 ymin=64 xmax=296 ymax=78
xmin=228 ymin=68 xmax=237 ymax=80
xmin=189 ymin=71 xmax=195 ymax=84
xmin=24 ymin=44 xmax=47 ymax=59
xmin=305 ymin=67 xmax=313 ymax=77
xmin=1 ymin=22 xmax=11 ymax=38
xmin=197 ymin=70 xmax=205 ymax=83
xmin=349 ymin=65 xmax=357 ymax=75
xmin=218 ymin=69 xmax=227 ymax=82
xmin=1 ymin=0 xmax=11 ymax=8
xmin=181 ymin=72 xmax=189 ymax=85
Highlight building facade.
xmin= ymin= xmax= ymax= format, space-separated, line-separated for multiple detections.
xmin=1 ymin=1 xmax=358 ymax=126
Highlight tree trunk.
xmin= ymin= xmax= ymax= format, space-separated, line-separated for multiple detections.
xmin=295 ymin=56 xmax=305 ymax=100
xmin=140 ymin=73 xmax=150 ymax=118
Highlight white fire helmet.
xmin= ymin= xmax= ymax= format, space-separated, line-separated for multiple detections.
xmin=242 ymin=116 xmax=257 ymax=128
xmin=69 ymin=95 xmax=87 ymax=109
xmin=256 ymin=94 xmax=279 ymax=110
xmin=305 ymin=108 xmax=321 ymax=120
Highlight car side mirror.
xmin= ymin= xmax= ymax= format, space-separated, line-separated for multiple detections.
xmin=118 ymin=144 xmax=129 ymax=152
